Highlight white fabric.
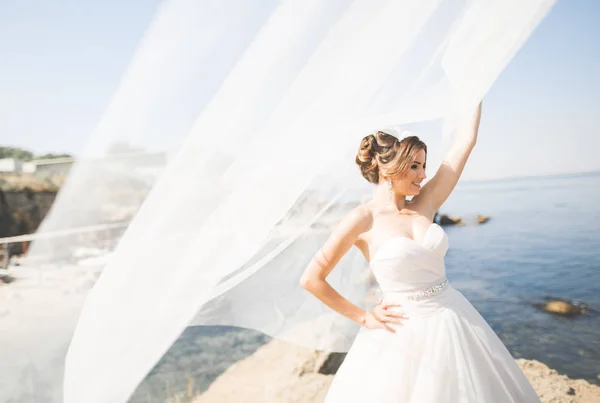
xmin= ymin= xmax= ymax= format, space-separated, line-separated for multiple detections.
xmin=324 ymin=224 xmax=541 ymax=402
xmin=2 ymin=1 xmax=555 ymax=402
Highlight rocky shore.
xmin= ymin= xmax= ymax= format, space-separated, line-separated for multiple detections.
xmin=191 ymin=339 xmax=600 ymax=403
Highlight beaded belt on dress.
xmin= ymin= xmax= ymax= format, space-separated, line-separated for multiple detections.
xmin=406 ymin=278 xmax=449 ymax=301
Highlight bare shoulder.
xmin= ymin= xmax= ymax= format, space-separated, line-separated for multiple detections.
xmin=335 ymin=204 xmax=373 ymax=237
xmin=321 ymin=204 xmax=373 ymax=259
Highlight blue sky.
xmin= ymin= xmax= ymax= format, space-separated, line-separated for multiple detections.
xmin=0 ymin=0 xmax=598 ymax=180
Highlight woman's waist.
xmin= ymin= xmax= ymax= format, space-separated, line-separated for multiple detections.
xmin=380 ymin=277 xmax=459 ymax=317
xmin=380 ymin=276 xmax=449 ymax=297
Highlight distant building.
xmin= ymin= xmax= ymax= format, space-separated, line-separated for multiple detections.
xmin=22 ymin=162 xmax=36 ymax=173
xmin=31 ymin=157 xmax=74 ymax=176
xmin=0 ymin=153 xmax=165 ymax=178
xmin=0 ymin=157 xmax=74 ymax=175
xmin=0 ymin=159 xmax=23 ymax=173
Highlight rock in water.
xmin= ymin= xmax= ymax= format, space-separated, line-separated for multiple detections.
xmin=439 ymin=214 xmax=464 ymax=226
xmin=477 ymin=215 xmax=490 ymax=224
xmin=534 ymin=299 xmax=586 ymax=317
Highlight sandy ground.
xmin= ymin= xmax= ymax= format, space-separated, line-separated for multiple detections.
xmin=192 ymin=339 xmax=600 ymax=403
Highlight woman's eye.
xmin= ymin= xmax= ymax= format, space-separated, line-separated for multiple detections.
xmin=411 ymin=165 xmax=417 ymax=169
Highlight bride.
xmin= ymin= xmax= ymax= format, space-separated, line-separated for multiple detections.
xmin=300 ymin=103 xmax=540 ymax=402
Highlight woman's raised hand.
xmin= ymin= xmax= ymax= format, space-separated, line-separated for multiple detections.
xmin=362 ymin=300 xmax=408 ymax=333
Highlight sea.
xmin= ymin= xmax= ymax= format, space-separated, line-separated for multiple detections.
xmin=131 ymin=171 xmax=600 ymax=402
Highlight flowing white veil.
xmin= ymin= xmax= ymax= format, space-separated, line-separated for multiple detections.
xmin=2 ymin=0 xmax=556 ymax=402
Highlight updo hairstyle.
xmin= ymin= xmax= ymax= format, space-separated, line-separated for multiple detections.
xmin=355 ymin=131 xmax=427 ymax=184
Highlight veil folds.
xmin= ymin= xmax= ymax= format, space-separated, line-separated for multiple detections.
xmin=3 ymin=1 xmax=556 ymax=402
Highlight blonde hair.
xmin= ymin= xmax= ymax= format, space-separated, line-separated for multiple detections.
xmin=355 ymin=131 xmax=427 ymax=184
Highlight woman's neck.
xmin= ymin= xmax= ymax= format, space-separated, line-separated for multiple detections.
xmin=373 ymin=182 xmax=407 ymax=212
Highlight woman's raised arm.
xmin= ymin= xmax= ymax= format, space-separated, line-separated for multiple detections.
xmin=415 ymin=102 xmax=482 ymax=215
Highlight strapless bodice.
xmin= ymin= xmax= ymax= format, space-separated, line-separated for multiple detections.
xmin=369 ymin=223 xmax=449 ymax=294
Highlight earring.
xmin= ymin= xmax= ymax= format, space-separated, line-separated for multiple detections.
xmin=386 ymin=180 xmax=393 ymax=206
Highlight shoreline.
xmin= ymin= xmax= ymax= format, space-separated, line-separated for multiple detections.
xmin=191 ymin=339 xmax=600 ymax=403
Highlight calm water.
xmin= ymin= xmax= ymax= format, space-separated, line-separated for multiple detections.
xmin=132 ymin=172 xmax=600 ymax=401
xmin=443 ymin=172 xmax=600 ymax=381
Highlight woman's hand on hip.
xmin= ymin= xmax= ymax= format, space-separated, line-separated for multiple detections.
xmin=362 ymin=300 xmax=408 ymax=333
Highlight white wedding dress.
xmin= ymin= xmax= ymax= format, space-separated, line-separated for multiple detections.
xmin=324 ymin=223 xmax=540 ymax=403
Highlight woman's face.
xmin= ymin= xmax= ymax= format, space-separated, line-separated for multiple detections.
xmin=390 ymin=148 xmax=427 ymax=196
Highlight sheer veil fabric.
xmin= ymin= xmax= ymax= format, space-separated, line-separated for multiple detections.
xmin=10 ymin=1 xmax=555 ymax=402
